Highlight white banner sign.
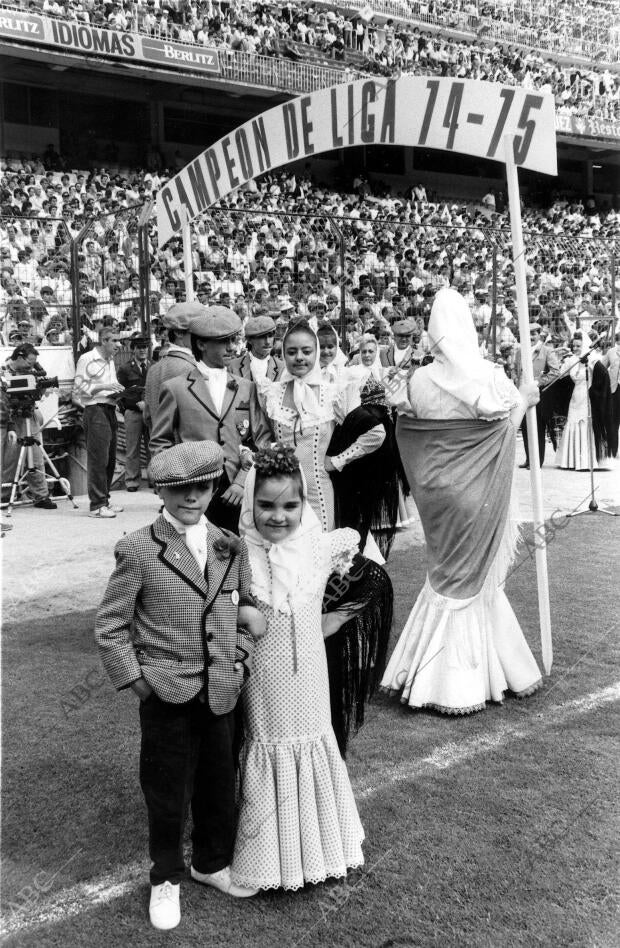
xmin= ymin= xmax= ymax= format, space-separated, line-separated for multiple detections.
xmin=156 ymin=76 xmax=557 ymax=245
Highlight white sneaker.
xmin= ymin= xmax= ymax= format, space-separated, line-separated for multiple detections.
xmin=190 ymin=865 xmax=258 ymax=898
xmin=108 ymin=503 xmax=124 ymax=513
xmin=149 ymin=880 xmax=180 ymax=930
xmin=89 ymin=506 xmax=116 ymax=519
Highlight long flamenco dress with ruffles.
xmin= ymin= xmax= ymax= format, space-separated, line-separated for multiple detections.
xmin=381 ymin=372 xmax=542 ymax=714
xmin=230 ymin=528 xmax=365 ymax=891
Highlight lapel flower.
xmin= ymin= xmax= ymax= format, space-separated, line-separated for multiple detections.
xmin=213 ymin=532 xmax=242 ymax=561
xmin=227 ymin=377 xmax=239 ymax=392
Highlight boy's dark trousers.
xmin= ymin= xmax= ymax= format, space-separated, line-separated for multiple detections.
xmin=139 ymin=692 xmax=236 ymax=886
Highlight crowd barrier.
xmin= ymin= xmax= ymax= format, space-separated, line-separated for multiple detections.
xmin=2 ymin=208 xmax=618 ymax=363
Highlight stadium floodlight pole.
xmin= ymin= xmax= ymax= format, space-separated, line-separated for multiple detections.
xmin=180 ymin=205 xmax=195 ymax=303
xmin=504 ymin=134 xmax=552 ymax=675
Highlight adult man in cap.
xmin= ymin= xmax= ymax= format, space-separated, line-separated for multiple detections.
xmin=95 ymin=440 xmax=263 ymax=931
xmin=229 ymin=315 xmax=282 ymax=383
xmin=143 ymin=303 xmax=204 ymax=430
xmin=514 ymin=323 xmax=561 ymax=468
xmin=117 ymin=337 xmax=151 ymax=491
xmin=380 ymin=317 xmax=417 ymax=368
xmin=150 ymin=308 xmax=272 ymax=532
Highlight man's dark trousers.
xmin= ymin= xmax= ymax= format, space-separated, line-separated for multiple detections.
xmin=139 ymin=693 xmax=236 ymax=885
xmin=207 ymin=471 xmax=241 ymax=534
xmin=521 ymin=403 xmax=548 ymax=466
xmin=83 ymin=404 xmax=117 ymax=511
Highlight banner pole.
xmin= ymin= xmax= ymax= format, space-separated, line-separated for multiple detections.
xmin=181 ymin=206 xmax=194 ymax=303
xmin=504 ymin=134 xmax=552 ymax=675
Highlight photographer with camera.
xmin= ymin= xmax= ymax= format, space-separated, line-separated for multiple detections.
xmin=1 ymin=344 xmax=57 ymax=509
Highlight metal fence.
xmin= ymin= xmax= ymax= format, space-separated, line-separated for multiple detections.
xmin=1 ymin=207 xmax=618 ymax=364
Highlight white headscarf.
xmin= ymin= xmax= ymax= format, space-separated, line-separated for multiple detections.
xmin=318 ymin=324 xmax=348 ymax=382
xmin=279 ymin=323 xmax=324 ymax=424
xmin=423 ymin=287 xmax=514 ymax=415
xmin=240 ymin=464 xmax=322 ymax=614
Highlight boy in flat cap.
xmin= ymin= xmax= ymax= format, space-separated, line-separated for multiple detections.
xmin=149 ymin=307 xmax=273 ymax=532
xmin=143 ymin=302 xmax=205 ymax=429
xmin=229 ymin=315 xmax=282 ymax=383
xmin=95 ymin=441 xmax=265 ymax=930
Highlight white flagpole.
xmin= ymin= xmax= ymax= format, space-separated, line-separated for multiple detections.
xmin=180 ymin=206 xmax=194 ymax=303
xmin=504 ymin=135 xmax=552 ymax=674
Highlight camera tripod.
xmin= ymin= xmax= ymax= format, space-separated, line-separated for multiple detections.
xmin=2 ymin=416 xmax=78 ymax=516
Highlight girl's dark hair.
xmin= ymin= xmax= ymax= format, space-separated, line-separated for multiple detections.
xmin=253 ymin=443 xmax=304 ymax=498
xmin=317 ymin=324 xmax=337 ymax=341
xmin=283 ymin=318 xmax=316 ymax=346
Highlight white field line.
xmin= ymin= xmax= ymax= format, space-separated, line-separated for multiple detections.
xmin=2 ymin=681 xmax=619 ymax=939
xmin=354 ymin=681 xmax=620 ymax=799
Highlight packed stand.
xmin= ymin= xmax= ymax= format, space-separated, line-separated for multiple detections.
xmin=6 ymin=0 xmax=620 ymax=95
xmin=1 ymin=159 xmax=618 ymax=365
xmin=10 ymin=0 xmax=620 ymax=63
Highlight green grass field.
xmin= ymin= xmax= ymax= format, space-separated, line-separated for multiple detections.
xmin=2 ymin=515 xmax=619 ymax=948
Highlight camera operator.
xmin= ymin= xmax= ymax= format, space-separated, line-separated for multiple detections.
xmin=0 ymin=344 xmax=57 ymax=509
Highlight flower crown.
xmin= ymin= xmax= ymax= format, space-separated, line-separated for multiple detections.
xmin=254 ymin=443 xmax=300 ymax=477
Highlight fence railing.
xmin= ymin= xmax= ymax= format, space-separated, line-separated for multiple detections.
xmin=1 ymin=208 xmax=617 ymax=364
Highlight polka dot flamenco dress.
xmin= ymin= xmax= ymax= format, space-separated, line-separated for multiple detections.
xmin=230 ymin=529 xmax=365 ymax=891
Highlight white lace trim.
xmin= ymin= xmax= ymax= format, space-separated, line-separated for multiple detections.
xmin=256 ymin=377 xmax=359 ymax=429
xmin=231 ymin=862 xmax=365 ymax=893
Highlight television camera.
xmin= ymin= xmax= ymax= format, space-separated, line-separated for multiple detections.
xmin=1 ymin=373 xmax=60 ymax=419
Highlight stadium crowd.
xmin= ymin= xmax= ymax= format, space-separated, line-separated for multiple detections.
xmin=6 ymin=0 xmax=620 ymax=117
xmin=1 ymin=159 xmax=618 ymax=361
xmin=12 ymin=0 xmax=620 ymax=63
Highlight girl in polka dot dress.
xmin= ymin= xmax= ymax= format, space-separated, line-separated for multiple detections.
xmin=230 ymin=444 xmax=365 ymax=891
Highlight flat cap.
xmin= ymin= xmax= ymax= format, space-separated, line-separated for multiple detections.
xmin=149 ymin=441 xmax=224 ymax=488
xmin=392 ymin=318 xmax=416 ymax=335
xmin=244 ymin=315 xmax=276 ymax=338
xmin=190 ymin=306 xmax=242 ymax=339
xmin=163 ymin=302 xmax=206 ymax=331
xmin=529 ymin=323 xmax=542 ymax=332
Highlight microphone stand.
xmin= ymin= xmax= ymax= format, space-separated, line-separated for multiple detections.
xmin=565 ymin=355 xmax=617 ymax=518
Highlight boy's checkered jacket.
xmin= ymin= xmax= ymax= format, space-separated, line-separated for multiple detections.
xmin=94 ymin=515 xmax=255 ymax=715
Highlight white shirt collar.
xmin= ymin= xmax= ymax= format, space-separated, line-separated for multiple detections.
xmin=162 ymin=509 xmax=209 ymax=572
xmin=197 ymin=362 xmax=227 ymax=379
xmin=393 ymin=345 xmax=411 ymax=365
xmin=249 ymin=351 xmax=269 ymax=379
xmin=162 ymin=508 xmax=207 ymax=535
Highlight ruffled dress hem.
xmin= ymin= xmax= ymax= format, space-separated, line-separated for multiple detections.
xmin=380 ymin=675 xmax=543 ymax=715
xmin=380 ymin=565 xmax=542 ymax=715
xmin=231 ymin=859 xmax=365 ymax=893
xmin=230 ymin=728 xmax=365 ymax=893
